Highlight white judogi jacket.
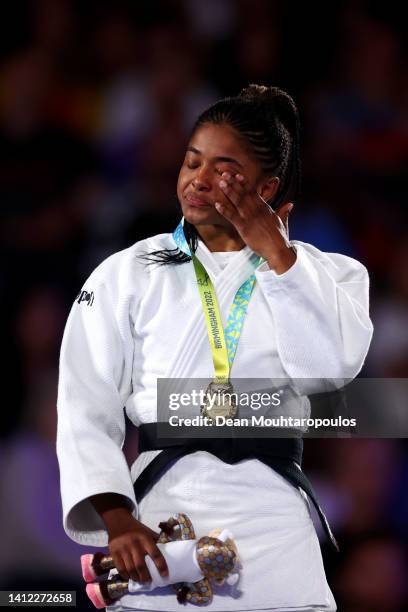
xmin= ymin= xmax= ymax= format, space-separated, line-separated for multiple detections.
xmin=57 ymin=231 xmax=373 ymax=611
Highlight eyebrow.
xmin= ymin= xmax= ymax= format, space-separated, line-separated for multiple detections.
xmin=187 ymin=146 xmax=244 ymax=169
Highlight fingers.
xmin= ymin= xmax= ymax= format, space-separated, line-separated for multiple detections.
xmin=219 ymin=172 xmax=274 ymax=220
xmin=216 ymin=171 xmax=248 ymax=225
xmin=123 ymin=549 xmax=142 ymax=582
xmin=111 ymin=546 xmax=151 ymax=583
xmin=130 ymin=547 xmax=152 ymax=584
xmin=109 ymin=539 xmax=149 ymax=584
xmin=218 ymin=172 xmax=246 ymax=208
xmin=215 ymin=201 xmax=242 ymax=227
xmin=111 ymin=550 xmax=130 ymax=581
xmin=146 ymin=542 xmax=169 ymax=579
xmin=109 ymin=534 xmax=168 ymax=586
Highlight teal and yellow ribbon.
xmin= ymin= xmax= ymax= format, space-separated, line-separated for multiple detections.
xmin=173 ymin=220 xmax=261 ymax=383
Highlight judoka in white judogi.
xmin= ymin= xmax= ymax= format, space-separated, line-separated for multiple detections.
xmin=57 ymin=230 xmax=373 ymax=611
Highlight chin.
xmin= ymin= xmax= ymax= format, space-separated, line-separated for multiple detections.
xmin=182 ymin=204 xmax=228 ymax=227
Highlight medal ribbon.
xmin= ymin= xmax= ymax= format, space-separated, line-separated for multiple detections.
xmin=173 ymin=220 xmax=261 ymax=384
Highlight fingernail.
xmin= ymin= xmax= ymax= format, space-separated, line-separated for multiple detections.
xmin=236 ymin=174 xmax=244 ymax=182
xmin=215 ymin=202 xmax=222 ymax=209
xmin=219 ymin=180 xmax=227 ymax=188
xmin=222 ymin=172 xmax=231 ymax=179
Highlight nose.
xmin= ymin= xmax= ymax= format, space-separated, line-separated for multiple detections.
xmin=191 ymin=166 xmax=211 ymax=191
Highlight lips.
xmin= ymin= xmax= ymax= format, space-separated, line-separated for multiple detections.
xmin=185 ymin=192 xmax=212 ymax=207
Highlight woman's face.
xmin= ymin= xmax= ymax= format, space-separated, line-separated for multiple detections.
xmin=177 ymin=122 xmax=266 ymax=228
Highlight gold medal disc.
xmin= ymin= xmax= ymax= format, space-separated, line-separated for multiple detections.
xmin=200 ymin=381 xmax=237 ymax=423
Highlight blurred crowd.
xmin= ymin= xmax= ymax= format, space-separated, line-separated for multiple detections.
xmin=0 ymin=1 xmax=407 ymax=610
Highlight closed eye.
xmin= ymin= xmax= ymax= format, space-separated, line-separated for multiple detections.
xmin=187 ymin=165 xmax=232 ymax=175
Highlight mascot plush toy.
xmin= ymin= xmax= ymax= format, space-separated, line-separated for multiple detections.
xmin=81 ymin=513 xmax=241 ymax=608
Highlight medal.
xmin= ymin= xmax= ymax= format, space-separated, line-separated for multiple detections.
xmin=200 ymin=380 xmax=238 ymax=423
xmin=173 ymin=220 xmax=261 ymax=424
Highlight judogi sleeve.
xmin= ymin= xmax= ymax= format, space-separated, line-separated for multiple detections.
xmin=57 ymin=255 xmax=136 ymax=546
xmin=255 ymin=242 xmax=373 ymax=382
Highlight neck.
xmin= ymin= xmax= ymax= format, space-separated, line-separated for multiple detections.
xmin=195 ymin=224 xmax=246 ymax=252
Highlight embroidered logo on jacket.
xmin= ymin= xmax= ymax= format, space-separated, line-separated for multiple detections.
xmin=76 ymin=290 xmax=94 ymax=306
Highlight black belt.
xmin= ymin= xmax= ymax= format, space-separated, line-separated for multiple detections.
xmin=133 ymin=423 xmax=338 ymax=551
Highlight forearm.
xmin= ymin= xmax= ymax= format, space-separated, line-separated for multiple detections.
xmin=256 ymin=244 xmax=373 ymax=380
xmin=266 ymin=245 xmax=297 ymax=275
xmin=90 ymin=493 xmax=136 ymax=537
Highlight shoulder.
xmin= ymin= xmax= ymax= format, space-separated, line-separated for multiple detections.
xmin=77 ymin=233 xmax=176 ymax=307
xmin=85 ymin=232 xmax=175 ymax=285
xmin=292 ymin=240 xmax=370 ymax=283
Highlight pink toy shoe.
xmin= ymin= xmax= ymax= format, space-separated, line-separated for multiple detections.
xmin=85 ymin=583 xmax=113 ymax=609
xmin=81 ymin=552 xmax=114 ymax=582
xmin=81 ymin=555 xmax=98 ymax=582
xmin=85 ymin=579 xmax=129 ymax=609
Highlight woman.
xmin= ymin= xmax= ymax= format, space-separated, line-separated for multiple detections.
xmin=57 ymin=85 xmax=373 ymax=611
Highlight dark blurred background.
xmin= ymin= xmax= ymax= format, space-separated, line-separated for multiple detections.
xmin=0 ymin=1 xmax=407 ymax=610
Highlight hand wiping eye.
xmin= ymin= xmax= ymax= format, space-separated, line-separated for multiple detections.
xmin=215 ymin=167 xmax=296 ymax=274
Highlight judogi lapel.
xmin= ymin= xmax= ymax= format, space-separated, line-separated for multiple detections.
xmin=165 ymin=237 xmax=262 ymax=381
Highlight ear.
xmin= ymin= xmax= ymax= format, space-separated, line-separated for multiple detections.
xmin=257 ymin=176 xmax=279 ymax=204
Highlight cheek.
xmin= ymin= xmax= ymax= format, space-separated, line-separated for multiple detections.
xmin=176 ymin=175 xmax=184 ymax=201
xmin=177 ymin=169 xmax=189 ymax=194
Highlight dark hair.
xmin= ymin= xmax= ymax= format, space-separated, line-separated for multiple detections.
xmin=142 ymin=84 xmax=301 ymax=266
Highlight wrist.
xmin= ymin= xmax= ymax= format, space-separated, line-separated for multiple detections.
xmin=104 ymin=509 xmax=139 ymax=539
xmin=90 ymin=493 xmax=135 ymax=532
xmin=265 ymin=246 xmax=297 ymax=275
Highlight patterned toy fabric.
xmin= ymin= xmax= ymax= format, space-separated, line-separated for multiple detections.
xmin=196 ymin=536 xmax=237 ymax=580
xmin=80 ymin=513 xmax=240 ymax=607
